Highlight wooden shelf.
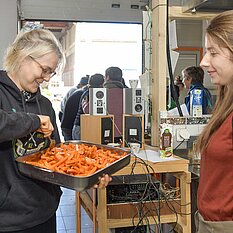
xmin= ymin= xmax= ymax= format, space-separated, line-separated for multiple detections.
xmin=77 ymin=154 xmax=191 ymax=233
xmin=107 ymin=199 xmax=181 ymax=219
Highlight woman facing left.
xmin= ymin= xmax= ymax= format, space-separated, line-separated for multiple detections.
xmin=0 ymin=28 xmax=111 ymax=233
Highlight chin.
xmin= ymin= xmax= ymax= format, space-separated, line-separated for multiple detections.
xmin=29 ymin=87 xmax=39 ymax=93
xmin=211 ymin=81 xmax=221 ymax=86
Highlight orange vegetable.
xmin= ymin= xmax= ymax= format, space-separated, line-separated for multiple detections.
xmin=26 ymin=143 xmax=126 ymax=176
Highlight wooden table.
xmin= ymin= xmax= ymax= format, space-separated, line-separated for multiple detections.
xmin=76 ymin=155 xmax=191 ymax=233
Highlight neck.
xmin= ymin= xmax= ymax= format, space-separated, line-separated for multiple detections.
xmin=7 ymin=72 xmax=24 ymax=91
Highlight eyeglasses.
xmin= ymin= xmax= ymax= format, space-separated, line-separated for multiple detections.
xmin=29 ymin=56 xmax=56 ymax=78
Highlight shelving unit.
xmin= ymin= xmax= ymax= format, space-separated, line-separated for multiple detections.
xmin=77 ymin=154 xmax=191 ymax=233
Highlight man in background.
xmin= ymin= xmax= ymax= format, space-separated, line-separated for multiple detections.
xmin=72 ymin=73 xmax=105 ymax=140
xmin=59 ymin=75 xmax=89 ymax=121
xmin=103 ymin=66 xmax=124 ymax=88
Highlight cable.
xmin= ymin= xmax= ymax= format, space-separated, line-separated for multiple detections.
xmin=166 ymin=1 xmax=183 ymax=117
xmin=108 ymin=156 xmax=192 ymax=233
xmin=173 ymin=139 xmax=185 ymax=150
xmin=102 ymin=103 xmax=144 ymax=148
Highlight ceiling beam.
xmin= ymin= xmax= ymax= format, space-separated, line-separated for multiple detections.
xmin=169 ymin=6 xmax=217 ymax=20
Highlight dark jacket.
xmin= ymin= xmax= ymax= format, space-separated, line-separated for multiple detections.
xmin=103 ymin=80 xmax=124 ymax=89
xmin=73 ymin=89 xmax=89 ymax=127
xmin=0 ymin=70 xmax=62 ymax=231
xmin=61 ymin=88 xmax=85 ymax=134
xmin=185 ymin=82 xmax=213 ymax=114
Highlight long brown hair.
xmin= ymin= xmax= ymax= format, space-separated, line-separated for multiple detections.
xmin=196 ymin=10 xmax=233 ymax=154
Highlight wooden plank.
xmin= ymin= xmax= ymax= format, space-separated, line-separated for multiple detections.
xmin=169 ymin=6 xmax=216 ymax=20
xmin=107 ymin=214 xmax=178 ymax=228
xmin=97 ymin=188 xmax=108 ymax=233
xmin=76 ymin=192 xmax=81 ymax=233
xmin=79 ymin=191 xmax=94 ymax=219
xmin=151 ymin=0 xmax=167 ymax=147
xmin=107 ymin=200 xmax=181 ymax=219
xmin=113 ymin=156 xmax=189 ymax=176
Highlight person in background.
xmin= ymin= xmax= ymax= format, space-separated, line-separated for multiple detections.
xmin=72 ymin=73 xmax=104 ymax=140
xmin=103 ymin=66 xmax=124 ymax=88
xmin=182 ymin=66 xmax=213 ymax=114
xmin=0 ymin=28 xmax=110 ymax=233
xmin=166 ymin=85 xmax=177 ymax=110
xmin=60 ymin=77 xmax=89 ymax=141
xmin=121 ymin=77 xmax=128 ymax=88
xmin=58 ymin=75 xmax=89 ymax=121
xmin=194 ymin=10 xmax=233 ymax=233
xmin=174 ymin=75 xmax=187 ymax=104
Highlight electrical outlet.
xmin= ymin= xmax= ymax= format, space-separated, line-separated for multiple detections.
xmin=174 ymin=125 xmax=186 ymax=142
xmin=176 ymin=129 xmax=184 ymax=142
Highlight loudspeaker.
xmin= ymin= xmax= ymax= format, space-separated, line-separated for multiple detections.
xmin=123 ymin=114 xmax=144 ymax=148
xmin=89 ymin=88 xmax=107 ymax=115
xmin=106 ymin=88 xmax=123 ymax=138
xmin=123 ymin=88 xmax=144 ymax=115
xmin=80 ymin=114 xmax=114 ymax=145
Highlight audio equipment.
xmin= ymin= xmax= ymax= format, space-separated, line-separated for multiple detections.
xmin=106 ymin=174 xmax=159 ymax=204
xmin=114 ymin=226 xmax=147 ymax=233
xmin=80 ymin=114 xmax=114 ymax=145
xmin=106 ymin=88 xmax=124 ymax=138
xmin=123 ymin=88 xmax=144 ymax=115
xmin=89 ymin=88 xmax=107 ymax=115
xmin=123 ymin=114 xmax=144 ymax=148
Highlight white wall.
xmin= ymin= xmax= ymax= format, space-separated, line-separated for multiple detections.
xmin=0 ymin=0 xmax=17 ymax=69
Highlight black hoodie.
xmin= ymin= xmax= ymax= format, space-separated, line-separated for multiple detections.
xmin=0 ymin=70 xmax=62 ymax=231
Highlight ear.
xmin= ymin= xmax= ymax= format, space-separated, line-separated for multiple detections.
xmin=187 ymin=76 xmax=192 ymax=82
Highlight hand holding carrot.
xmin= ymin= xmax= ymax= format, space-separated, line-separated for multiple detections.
xmin=37 ymin=115 xmax=54 ymax=137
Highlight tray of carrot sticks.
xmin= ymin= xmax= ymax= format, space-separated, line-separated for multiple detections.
xmin=16 ymin=141 xmax=131 ymax=191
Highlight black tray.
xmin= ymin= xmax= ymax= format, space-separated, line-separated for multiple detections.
xmin=16 ymin=141 xmax=131 ymax=192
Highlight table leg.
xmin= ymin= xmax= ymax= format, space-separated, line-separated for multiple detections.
xmin=76 ymin=191 xmax=81 ymax=233
xmin=92 ymin=189 xmax=96 ymax=233
xmin=97 ymin=188 xmax=108 ymax=233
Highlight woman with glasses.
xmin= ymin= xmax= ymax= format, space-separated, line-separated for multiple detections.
xmin=0 ymin=28 xmax=110 ymax=233
xmin=182 ymin=65 xmax=213 ymax=115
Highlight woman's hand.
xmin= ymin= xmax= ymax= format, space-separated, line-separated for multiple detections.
xmin=94 ymin=174 xmax=112 ymax=189
xmin=37 ymin=115 xmax=54 ymax=137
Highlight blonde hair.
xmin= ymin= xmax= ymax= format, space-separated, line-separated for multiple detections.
xmin=3 ymin=29 xmax=66 ymax=75
xmin=196 ymin=10 xmax=233 ymax=154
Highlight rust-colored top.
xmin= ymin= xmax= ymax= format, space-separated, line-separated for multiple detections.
xmin=198 ymin=112 xmax=233 ymax=221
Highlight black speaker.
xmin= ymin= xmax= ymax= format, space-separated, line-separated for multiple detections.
xmin=101 ymin=117 xmax=113 ymax=144
xmin=80 ymin=115 xmax=114 ymax=145
xmin=123 ymin=114 xmax=144 ymax=148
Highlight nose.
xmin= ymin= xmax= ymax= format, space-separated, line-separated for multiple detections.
xmin=43 ymin=75 xmax=51 ymax=82
xmin=200 ymin=53 xmax=209 ymax=68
